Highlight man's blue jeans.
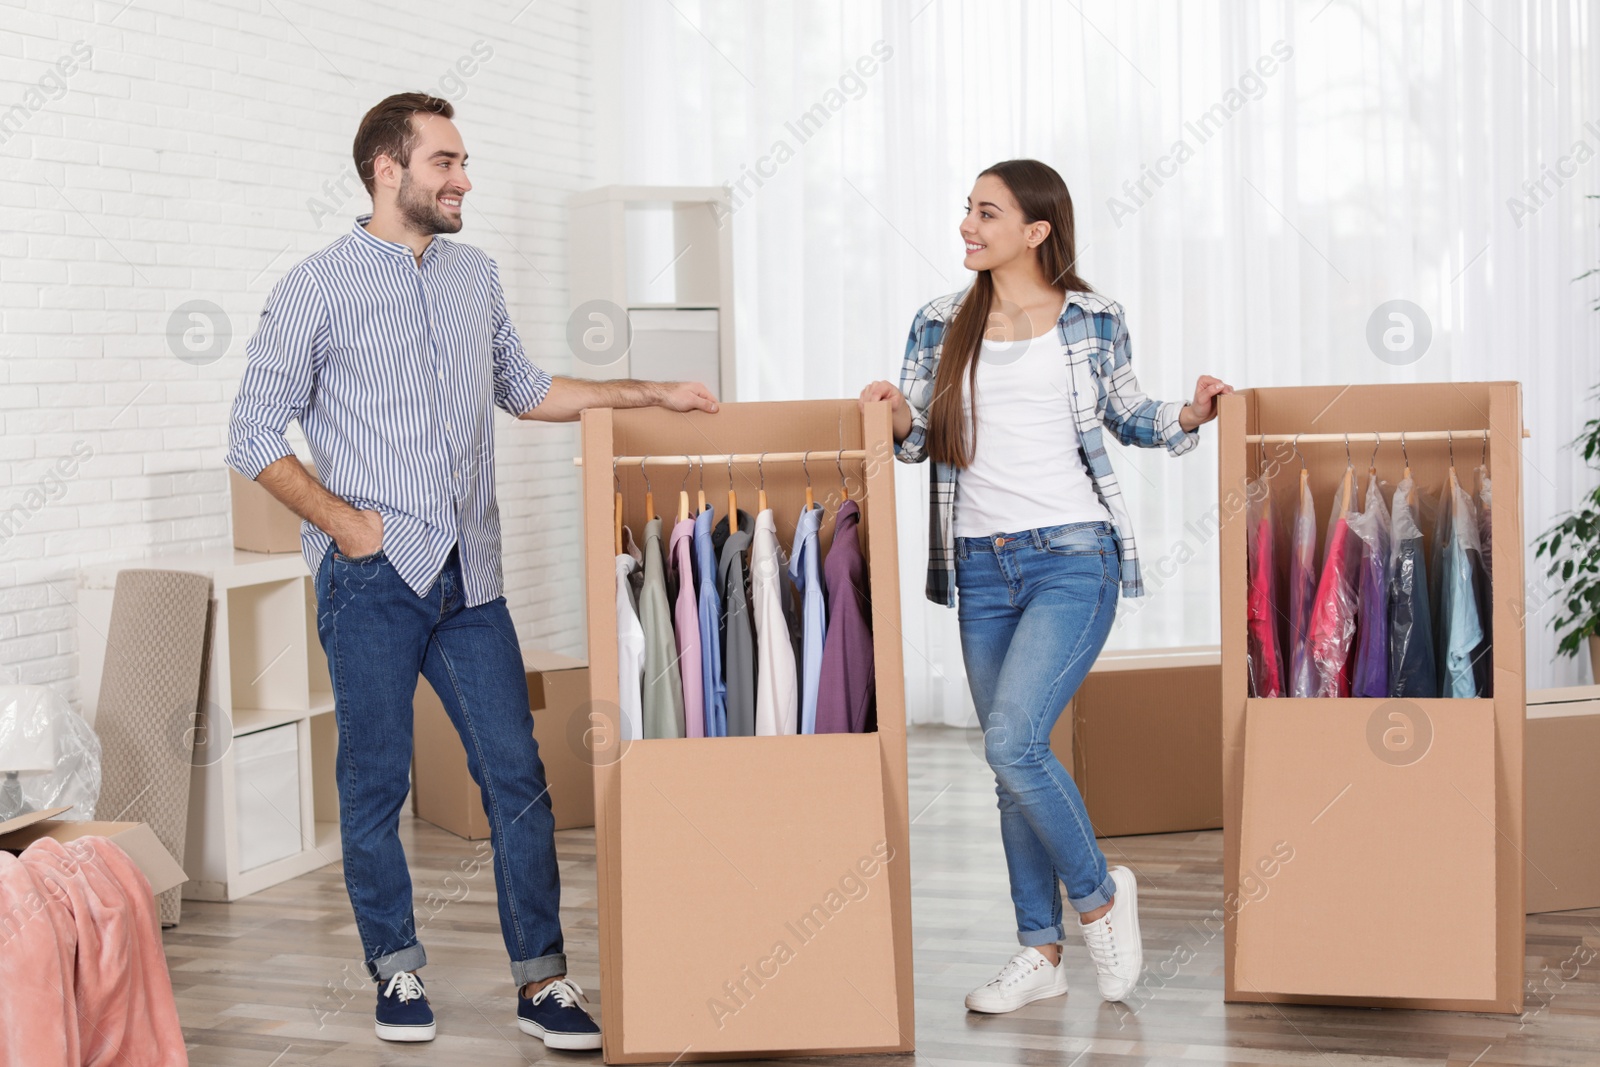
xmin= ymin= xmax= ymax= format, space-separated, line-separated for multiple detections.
xmin=313 ymin=543 xmax=566 ymax=986
xmin=955 ymin=520 xmax=1121 ymax=947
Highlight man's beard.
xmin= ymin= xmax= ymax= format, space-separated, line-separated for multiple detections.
xmin=397 ymin=171 xmax=462 ymax=235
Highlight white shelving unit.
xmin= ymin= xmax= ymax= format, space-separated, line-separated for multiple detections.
xmin=78 ymin=549 xmax=341 ymax=902
xmin=566 ymin=184 xmax=737 ymax=399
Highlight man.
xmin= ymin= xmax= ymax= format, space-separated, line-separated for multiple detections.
xmin=224 ymin=92 xmax=717 ymax=1049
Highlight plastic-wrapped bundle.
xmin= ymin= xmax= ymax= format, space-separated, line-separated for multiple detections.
xmin=1307 ymin=470 xmax=1361 ymax=697
xmin=0 ymin=685 xmax=102 ymax=821
xmin=1287 ymin=472 xmax=1320 ymax=698
xmin=1388 ymin=474 xmax=1437 ymax=697
xmin=1432 ymin=470 xmax=1488 ymax=697
xmin=1246 ymin=476 xmax=1285 ymax=698
xmin=1348 ymin=472 xmax=1392 ymax=698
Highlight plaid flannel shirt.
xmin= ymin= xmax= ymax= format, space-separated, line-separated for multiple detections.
xmin=894 ymin=288 xmax=1200 ymax=606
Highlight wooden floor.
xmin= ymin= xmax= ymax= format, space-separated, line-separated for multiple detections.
xmin=165 ymin=725 xmax=1600 ymax=1066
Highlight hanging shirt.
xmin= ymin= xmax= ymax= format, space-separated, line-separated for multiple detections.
xmin=953 ymin=333 xmax=1112 ymax=537
xmin=615 ymin=543 xmax=645 ymax=745
xmin=751 ymin=509 xmax=798 ymax=735
xmin=1349 ymin=474 xmax=1391 ymax=699
xmin=816 ymin=499 xmax=875 ymax=733
xmin=714 ymin=509 xmax=756 ymax=738
xmin=788 ymin=502 xmax=828 ymax=734
xmin=694 ymin=508 xmax=726 ymax=738
xmin=668 ymin=517 xmax=704 ymax=738
xmin=1434 ymin=473 xmax=1486 ymax=698
xmin=1387 ymin=476 xmax=1438 ymax=698
xmin=638 ymin=517 xmax=684 ymax=739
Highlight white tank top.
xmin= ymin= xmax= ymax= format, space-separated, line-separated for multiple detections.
xmin=953 ymin=331 xmax=1112 ymax=538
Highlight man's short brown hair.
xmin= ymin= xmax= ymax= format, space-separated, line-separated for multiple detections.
xmin=353 ymin=92 xmax=454 ymax=196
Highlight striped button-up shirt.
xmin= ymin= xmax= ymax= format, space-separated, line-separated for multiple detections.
xmin=895 ymin=288 xmax=1199 ymax=606
xmin=225 ymin=215 xmax=552 ymax=607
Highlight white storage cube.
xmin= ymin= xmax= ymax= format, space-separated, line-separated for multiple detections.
xmin=234 ymin=723 xmax=302 ymax=872
xmin=629 ymin=308 xmax=721 ymax=392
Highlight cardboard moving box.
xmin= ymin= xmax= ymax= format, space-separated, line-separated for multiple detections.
xmin=580 ymin=400 xmax=915 ymax=1064
xmin=0 ymin=805 xmax=189 ymax=898
xmin=1218 ymin=384 xmax=1525 ymax=1014
xmin=229 ymin=462 xmax=315 ymax=554
xmin=1049 ymin=646 xmax=1223 ymax=837
xmin=1525 ymin=686 xmax=1600 ymax=914
xmin=412 ymin=648 xmax=594 ymax=836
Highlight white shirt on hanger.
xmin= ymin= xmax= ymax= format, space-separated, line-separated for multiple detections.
xmin=750 ymin=508 xmax=798 ymax=735
xmin=954 ymin=331 xmax=1112 ymax=538
xmin=615 ymin=543 xmax=645 ymax=745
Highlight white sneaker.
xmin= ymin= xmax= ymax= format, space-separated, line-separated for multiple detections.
xmin=1079 ymin=865 xmax=1143 ymax=1001
xmin=964 ymin=946 xmax=1069 ymax=1013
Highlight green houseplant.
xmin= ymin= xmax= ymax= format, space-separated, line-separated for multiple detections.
xmin=1534 ymin=387 xmax=1600 ymax=680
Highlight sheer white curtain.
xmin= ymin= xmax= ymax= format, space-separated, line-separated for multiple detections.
xmin=604 ymin=0 xmax=1600 ymax=723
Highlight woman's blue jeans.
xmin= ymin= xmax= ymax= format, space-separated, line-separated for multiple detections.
xmin=955 ymin=520 xmax=1121 ymax=947
xmin=313 ymin=543 xmax=567 ymax=986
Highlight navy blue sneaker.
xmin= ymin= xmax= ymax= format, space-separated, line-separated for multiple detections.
xmin=375 ymin=971 xmax=435 ymax=1042
xmin=517 ymin=977 xmax=602 ymax=1050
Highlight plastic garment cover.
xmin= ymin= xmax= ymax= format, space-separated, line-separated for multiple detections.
xmin=1387 ymin=474 xmax=1438 ymax=697
xmin=1307 ymin=470 xmax=1362 ymax=697
xmin=1246 ymin=477 xmax=1285 ymax=698
xmin=1287 ymin=472 xmax=1320 ymax=698
xmin=1347 ymin=472 xmax=1392 ymax=698
xmin=0 ymin=685 xmax=102 ymax=821
xmin=1431 ymin=469 xmax=1488 ymax=697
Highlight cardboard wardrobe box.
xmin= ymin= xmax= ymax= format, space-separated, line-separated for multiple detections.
xmin=1048 ymin=646 xmax=1223 ymax=837
xmin=1525 ymin=685 xmax=1600 ymax=913
xmin=411 ymin=648 xmax=594 ymax=836
xmin=229 ymin=462 xmax=317 ymax=554
xmin=579 ymin=400 xmax=915 ymax=1064
xmin=0 ymin=805 xmax=190 ymax=899
xmin=1217 ymin=383 xmax=1525 ymax=1014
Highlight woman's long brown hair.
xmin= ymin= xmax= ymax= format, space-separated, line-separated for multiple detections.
xmin=928 ymin=160 xmax=1092 ymax=468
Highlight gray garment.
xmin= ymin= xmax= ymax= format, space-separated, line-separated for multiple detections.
xmin=715 ymin=509 xmax=756 ymax=737
xmin=638 ymin=517 xmax=685 ymax=738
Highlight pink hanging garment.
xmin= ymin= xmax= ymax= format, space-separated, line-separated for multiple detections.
xmin=1307 ymin=469 xmax=1361 ymax=697
xmin=1246 ymin=476 xmax=1284 ymax=698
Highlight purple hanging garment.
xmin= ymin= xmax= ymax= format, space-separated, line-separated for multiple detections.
xmin=1348 ymin=471 xmax=1392 ymax=698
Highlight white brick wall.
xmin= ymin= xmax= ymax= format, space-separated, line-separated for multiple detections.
xmin=0 ymin=0 xmax=595 ymax=709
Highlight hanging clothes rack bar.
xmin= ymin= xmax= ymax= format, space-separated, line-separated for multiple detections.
xmin=1245 ymin=429 xmax=1528 ymax=444
xmin=575 ymin=449 xmax=870 ymax=467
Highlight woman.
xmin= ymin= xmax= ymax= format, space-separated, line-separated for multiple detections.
xmin=859 ymin=159 xmax=1230 ymax=1013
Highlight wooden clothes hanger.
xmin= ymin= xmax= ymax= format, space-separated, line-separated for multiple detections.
xmin=677 ymin=455 xmax=691 ymax=523
xmin=836 ymin=449 xmax=850 ymax=503
xmin=696 ymin=454 xmax=707 ymax=517
xmin=803 ymin=451 xmax=815 ymax=511
xmin=757 ymin=452 xmax=769 ymax=514
xmin=641 ymin=456 xmax=655 ymax=524
xmin=613 ymin=458 xmax=623 ymax=556
xmin=1338 ymin=434 xmax=1354 ymax=513
xmin=727 ymin=453 xmax=738 ymax=534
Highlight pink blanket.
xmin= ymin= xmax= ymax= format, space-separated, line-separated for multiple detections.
xmin=0 ymin=835 xmax=187 ymax=1067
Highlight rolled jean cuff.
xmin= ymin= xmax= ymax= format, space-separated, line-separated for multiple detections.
xmin=511 ymin=952 xmax=569 ymax=987
xmin=1067 ymin=872 xmax=1118 ymax=916
xmin=368 ymin=943 xmax=427 ymax=983
xmin=1018 ymin=924 xmax=1065 ymax=948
